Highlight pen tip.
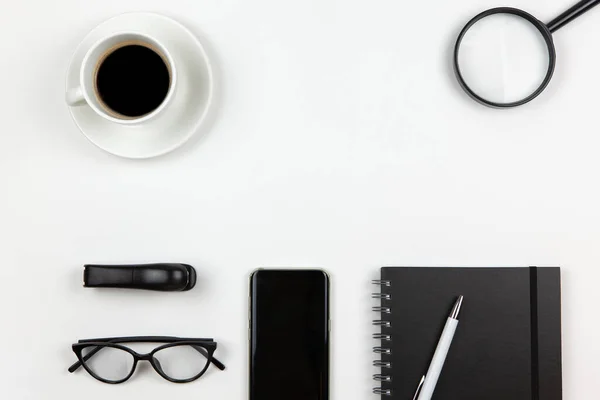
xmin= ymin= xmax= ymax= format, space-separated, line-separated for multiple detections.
xmin=450 ymin=295 xmax=463 ymax=319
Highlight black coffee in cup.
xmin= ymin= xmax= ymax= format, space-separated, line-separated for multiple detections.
xmin=94 ymin=42 xmax=171 ymax=118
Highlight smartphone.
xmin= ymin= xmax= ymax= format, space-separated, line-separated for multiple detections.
xmin=249 ymin=269 xmax=330 ymax=400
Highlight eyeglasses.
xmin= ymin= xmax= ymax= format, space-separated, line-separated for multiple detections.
xmin=68 ymin=336 xmax=226 ymax=384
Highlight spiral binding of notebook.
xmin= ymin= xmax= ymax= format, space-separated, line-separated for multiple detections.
xmin=372 ymin=279 xmax=392 ymax=396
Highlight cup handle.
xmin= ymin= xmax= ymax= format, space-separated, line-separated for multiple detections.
xmin=65 ymin=86 xmax=86 ymax=106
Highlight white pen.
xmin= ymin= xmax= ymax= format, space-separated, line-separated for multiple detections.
xmin=414 ymin=296 xmax=463 ymax=400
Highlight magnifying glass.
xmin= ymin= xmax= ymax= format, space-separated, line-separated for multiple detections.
xmin=454 ymin=0 xmax=599 ymax=108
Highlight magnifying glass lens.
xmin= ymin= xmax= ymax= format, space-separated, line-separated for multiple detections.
xmin=456 ymin=13 xmax=551 ymax=105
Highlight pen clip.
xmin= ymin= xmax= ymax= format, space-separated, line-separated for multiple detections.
xmin=412 ymin=375 xmax=425 ymax=400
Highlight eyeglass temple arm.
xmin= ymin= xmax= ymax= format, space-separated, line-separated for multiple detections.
xmin=547 ymin=0 xmax=600 ymax=33
xmin=193 ymin=345 xmax=226 ymax=370
xmin=68 ymin=339 xmax=226 ymax=373
xmin=68 ymin=344 xmax=105 ymax=373
xmin=77 ymin=336 xmax=214 ymax=343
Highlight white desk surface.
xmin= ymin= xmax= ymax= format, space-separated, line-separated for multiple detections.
xmin=1 ymin=0 xmax=599 ymax=398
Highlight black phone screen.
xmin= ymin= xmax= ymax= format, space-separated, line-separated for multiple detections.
xmin=250 ymin=270 xmax=330 ymax=400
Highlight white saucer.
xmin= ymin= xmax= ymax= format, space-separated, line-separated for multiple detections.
xmin=66 ymin=13 xmax=213 ymax=159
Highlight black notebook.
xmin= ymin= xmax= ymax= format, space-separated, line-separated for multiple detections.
xmin=373 ymin=267 xmax=562 ymax=400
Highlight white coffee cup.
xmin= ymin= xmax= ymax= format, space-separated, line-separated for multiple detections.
xmin=65 ymin=32 xmax=177 ymax=125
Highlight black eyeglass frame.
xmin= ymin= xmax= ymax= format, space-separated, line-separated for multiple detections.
xmin=69 ymin=336 xmax=226 ymax=384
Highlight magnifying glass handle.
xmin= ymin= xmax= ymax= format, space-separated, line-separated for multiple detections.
xmin=547 ymin=0 xmax=600 ymax=33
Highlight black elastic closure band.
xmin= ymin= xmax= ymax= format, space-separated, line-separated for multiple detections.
xmin=84 ymin=263 xmax=197 ymax=291
xmin=529 ymin=266 xmax=540 ymax=400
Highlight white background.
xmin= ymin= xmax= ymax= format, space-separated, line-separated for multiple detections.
xmin=1 ymin=0 xmax=599 ymax=398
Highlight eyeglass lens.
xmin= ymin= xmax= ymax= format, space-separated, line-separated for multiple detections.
xmin=82 ymin=346 xmax=134 ymax=382
xmin=153 ymin=345 xmax=210 ymax=380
